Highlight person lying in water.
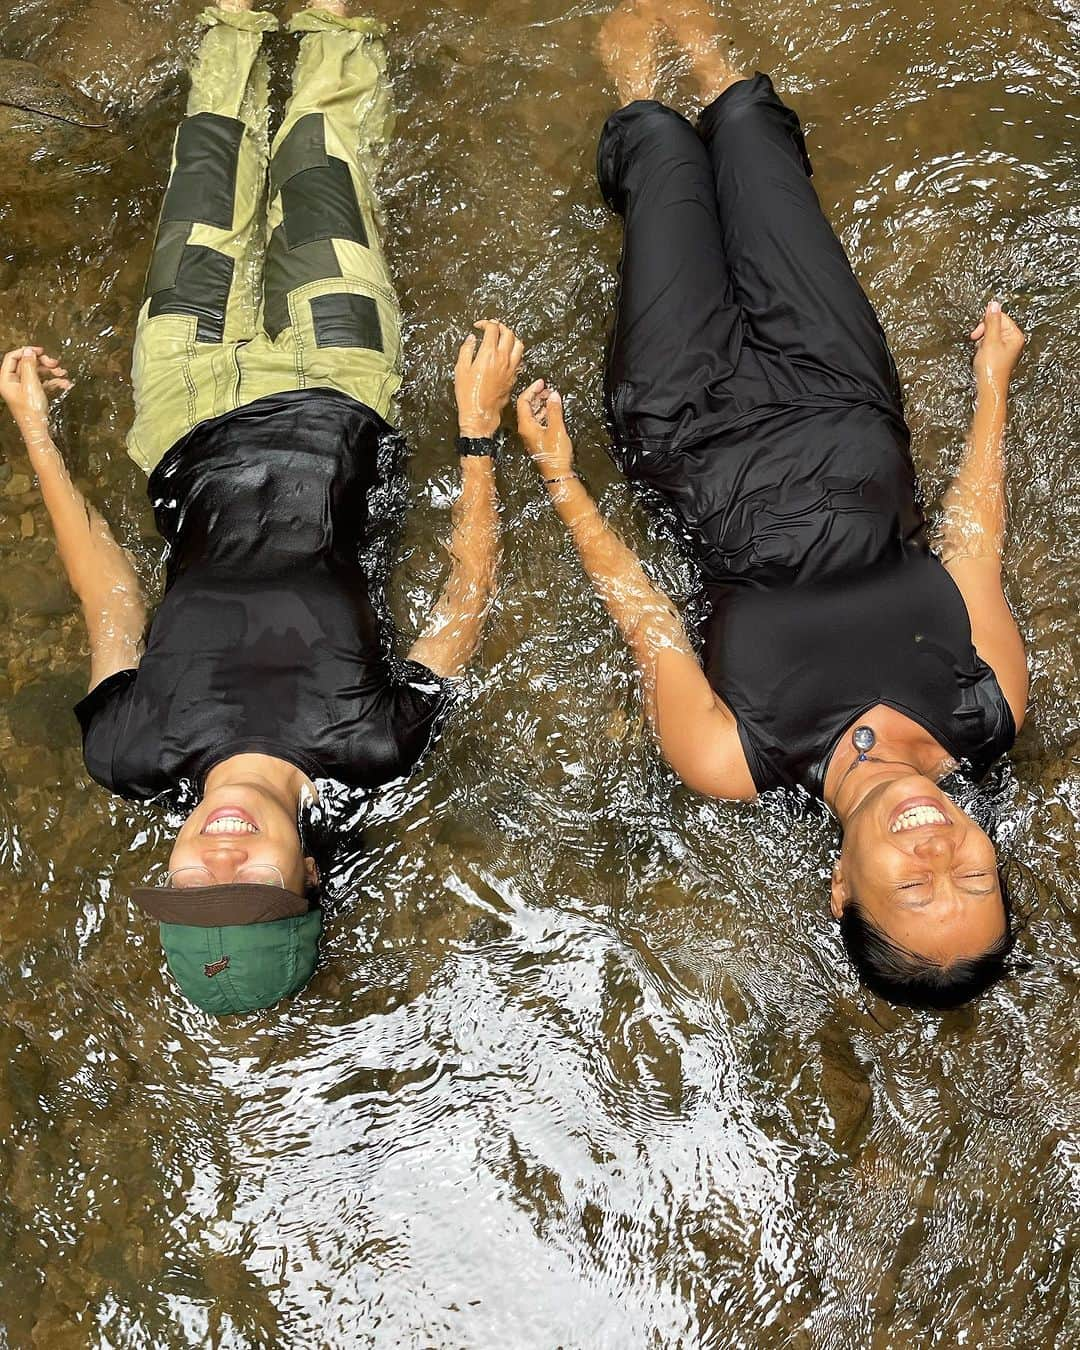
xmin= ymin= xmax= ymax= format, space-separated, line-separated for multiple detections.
xmin=0 ymin=0 xmax=522 ymax=1015
xmin=516 ymin=0 xmax=1029 ymax=1010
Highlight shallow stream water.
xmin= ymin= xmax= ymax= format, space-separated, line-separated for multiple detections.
xmin=0 ymin=1 xmax=1078 ymax=1346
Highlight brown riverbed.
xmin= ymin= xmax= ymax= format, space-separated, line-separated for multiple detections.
xmin=0 ymin=1 xmax=1077 ymax=1346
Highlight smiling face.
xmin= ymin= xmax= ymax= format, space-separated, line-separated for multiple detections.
xmin=831 ymin=773 xmax=1005 ymax=966
xmin=167 ymin=783 xmax=316 ymax=894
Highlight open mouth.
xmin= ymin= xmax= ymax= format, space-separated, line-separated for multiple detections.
xmin=201 ymin=806 xmax=259 ymax=836
xmin=889 ymin=797 xmax=950 ymax=833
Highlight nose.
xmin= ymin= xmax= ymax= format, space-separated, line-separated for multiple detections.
xmin=913 ymin=833 xmax=954 ymax=861
xmin=201 ymin=843 xmax=250 ymax=871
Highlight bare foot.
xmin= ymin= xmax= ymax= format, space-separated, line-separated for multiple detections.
xmin=598 ymin=2 xmax=661 ymax=105
xmin=640 ymin=0 xmax=745 ymax=101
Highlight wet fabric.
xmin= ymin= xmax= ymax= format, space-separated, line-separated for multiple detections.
xmin=702 ymin=554 xmax=1016 ymax=795
xmin=598 ymin=75 xmax=1015 ymax=795
xmin=128 ymin=6 xmax=402 ymax=473
xmin=75 ymin=389 xmax=450 ymax=800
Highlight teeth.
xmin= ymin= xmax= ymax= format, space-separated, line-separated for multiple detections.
xmin=203 ymin=818 xmax=258 ymax=835
xmin=890 ymin=806 xmax=949 ymax=833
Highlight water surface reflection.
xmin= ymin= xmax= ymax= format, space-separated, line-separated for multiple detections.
xmin=0 ymin=1 xmax=1076 ymax=1345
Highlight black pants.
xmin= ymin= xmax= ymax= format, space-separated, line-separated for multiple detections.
xmin=597 ymin=74 xmax=905 ymax=456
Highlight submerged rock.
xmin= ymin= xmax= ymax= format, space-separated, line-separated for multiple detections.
xmin=8 ymin=671 xmax=85 ymax=748
xmin=38 ymin=0 xmax=189 ymax=117
xmin=0 ymin=562 xmax=73 ymax=618
xmin=0 ymin=59 xmax=109 ymax=128
xmin=0 ymin=61 xmax=113 ymax=199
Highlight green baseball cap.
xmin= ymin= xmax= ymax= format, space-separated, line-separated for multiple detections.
xmin=132 ymin=884 xmax=323 ymax=1015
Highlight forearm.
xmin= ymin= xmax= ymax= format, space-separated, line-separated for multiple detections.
xmin=16 ymin=413 xmax=146 ymax=672
xmin=408 ymin=456 xmax=500 ymax=677
xmin=547 ymin=476 xmax=694 ymax=694
xmin=940 ymin=380 xmax=1009 ymax=565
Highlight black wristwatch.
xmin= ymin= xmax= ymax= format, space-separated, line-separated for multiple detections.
xmin=455 ymin=432 xmax=501 ymax=459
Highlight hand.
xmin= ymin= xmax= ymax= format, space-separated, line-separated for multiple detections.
xmin=0 ymin=346 xmax=73 ymax=426
xmin=516 ymin=379 xmax=575 ymax=480
xmin=970 ymin=301 xmax=1025 ymax=394
xmin=455 ymin=321 xmax=525 ymax=438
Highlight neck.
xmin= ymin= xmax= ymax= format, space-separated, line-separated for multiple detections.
xmin=824 ymin=728 xmax=950 ymax=823
xmin=826 ymin=753 xmax=910 ymax=826
xmin=203 ymin=753 xmax=316 ymax=813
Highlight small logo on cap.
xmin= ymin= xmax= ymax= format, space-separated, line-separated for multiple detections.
xmin=204 ymin=955 xmax=231 ymax=978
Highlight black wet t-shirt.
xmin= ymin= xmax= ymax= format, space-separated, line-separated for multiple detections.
xmin=74 ymin=389 xmax=450 ymax=800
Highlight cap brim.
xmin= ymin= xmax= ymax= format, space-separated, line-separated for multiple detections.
xmin=132 ymin=884 xmax=309 ymax=927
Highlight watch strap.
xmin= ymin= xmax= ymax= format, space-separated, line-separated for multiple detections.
xmin=455 ymin=433 xmax=500 ymax=459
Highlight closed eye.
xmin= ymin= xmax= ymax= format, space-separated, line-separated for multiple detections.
xmin=956 ymin=871 xmax=998 ymax=897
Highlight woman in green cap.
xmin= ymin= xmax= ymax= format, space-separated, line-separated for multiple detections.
xmin=0 ymin=0 xmax=520 ymax=1015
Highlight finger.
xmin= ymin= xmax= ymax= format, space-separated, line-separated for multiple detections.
xmin=496 ymin=323 xmax=514 ymax=354
xmin=510 ymin=337 xmax=525 ymax=370
xmin=475 ymin=320 xmax=500 ymax=355
xmin=1 ymin=349 xmax=23 ymax=380
xmin=999 ymin=310 xmax=1023 ymax=341
xmin=970 ymin=322 xmax=986 ymax=342
xmin=456 ymin=334 xmax=479 ymax=367
xmin=986 ymin=299 xmax=1002 ymax=333
xmin=37 ymin=354 xmax=61 ymax=368
xmin=19 ymin=354 xmax=41 ymax=387
xmin=516 ymin=381 xmax=545 ymax=426
xmin=544 ymin=388 xmax=567 ymax=433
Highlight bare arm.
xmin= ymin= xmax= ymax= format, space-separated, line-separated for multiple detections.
xmin=1 ymin=347 xmax=147 ymax=690
xmin=516 ymin=380 xmax=755 ymax=799
xmin=939 ymin=303 xmax=1029 ymax=730
xmin=408 ymin=323 xmax=520 ymax=678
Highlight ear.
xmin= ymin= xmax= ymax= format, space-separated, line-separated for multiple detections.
xmin=303 ymin=856 xmax=320 ymax=890
xmin=829 ymin=860 xmax=848 ymax=921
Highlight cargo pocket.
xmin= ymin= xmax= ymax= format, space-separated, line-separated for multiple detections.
xmin=309 ymin=292 xmax=383 ymax=351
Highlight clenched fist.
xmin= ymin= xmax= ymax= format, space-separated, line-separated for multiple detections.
xmin=970 ymin=301 xmax=1025 ymax=395
xmin=516 ymin=379 xmax=575 ymax=481
xmin=455 ymin=321 xmax=525 ymax=438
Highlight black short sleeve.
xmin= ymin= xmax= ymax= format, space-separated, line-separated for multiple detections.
xmin=73 ymin=669 xmax=139 ymax=795
xmin=360 ymin=660 xmax=456 ymax=786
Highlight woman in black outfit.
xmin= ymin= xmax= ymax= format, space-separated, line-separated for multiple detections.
xmin=517 ymin=0 xmax=1030 ymax=1010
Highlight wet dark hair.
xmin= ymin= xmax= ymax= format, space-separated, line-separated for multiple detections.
xmin=839 ymin=871 xmax=1017 ymax=1010
xmin=298 ymin=793 xmax=335 ymax=908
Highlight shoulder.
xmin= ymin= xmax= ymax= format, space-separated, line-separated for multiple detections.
xmin=939 ymin=553 xmax=1029 ymax=733
xmin=342 ymin=661 xmax=456 ymax=787
xmin=73 ymin=669 xmax=165 ymax=799
xmin=668 ymin=702 xmax=759 ymax=802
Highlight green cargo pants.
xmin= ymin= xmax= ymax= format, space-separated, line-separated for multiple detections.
xmin=128 ymin=6 xmax=402 ymax=473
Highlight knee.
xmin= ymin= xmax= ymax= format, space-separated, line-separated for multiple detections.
xmin=597 ymin=101 xmax=698 ymax=212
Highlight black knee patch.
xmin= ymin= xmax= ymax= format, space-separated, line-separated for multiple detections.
xmin=270 ymin=112 xmax=327 ymax=198
xmin=145 ymin=219 xmax=192 ymax=301
xmin=310 ymin=293 xmax=383 ymax=351
xmin=161 ymin=112 xmax=244 ymax=231
xmin=148 ymin=244 xmax=234 ymax=343
xmin=282 ymin=158 xmax=368 ymax=250
xmin=262 ymin=225 xmax=342 ymax=340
